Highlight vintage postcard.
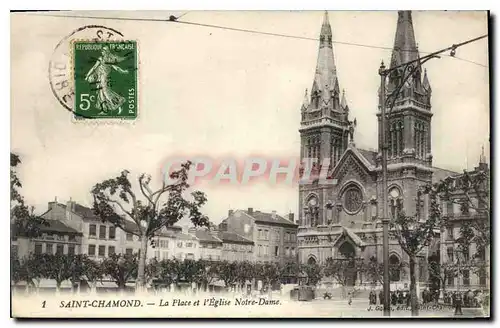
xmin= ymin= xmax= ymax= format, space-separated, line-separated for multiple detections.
xmin=10 ymin=10 xmax=490 ymax=318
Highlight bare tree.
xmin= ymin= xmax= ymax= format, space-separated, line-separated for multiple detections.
xmin=91 ymin=161 xmax=209 ymax=290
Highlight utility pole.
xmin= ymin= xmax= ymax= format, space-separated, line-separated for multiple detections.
xmin=377 ymin=33 xmax=486 ymax=317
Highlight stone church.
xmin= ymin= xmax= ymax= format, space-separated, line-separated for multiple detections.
xmin=297 ymin=11 xmax=457 ymax=287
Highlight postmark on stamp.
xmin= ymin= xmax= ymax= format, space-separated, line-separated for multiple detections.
xmin=73 ymin=40 xmax=138 ymax=119
xmin=49 ymin=26 xmax=125 ymax=116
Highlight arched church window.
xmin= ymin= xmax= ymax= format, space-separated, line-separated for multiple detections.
xmin=389 ymin=123 xmax=394 ymax=158
xmin=342 ymin=184 xmax=364 ymax=214
xmin=307 ymin=256 xmax=317 ymax=265
xmin=389 ymin=254 xmax=401 ymax=281
xmin=338 ymin=242 xmax=355 ymax=259
xmin=420 ymin=124 xmax=426 ymax=158
xmin=398 ymin=121 xmax=404 ymax=156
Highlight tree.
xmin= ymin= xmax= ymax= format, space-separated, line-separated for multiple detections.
xmin=390 ymin=184 xmax=443 ymax=316
xmin=42 ymin=254 xmax=86 ymax=293
xmin=156 ymin=258 xmax=182 ymax=289
xmin=235 ymin=261 xmax=254 ymax=292
xmin=101 ymin=253 xmax=138 ymax=291
xmin=198 ymin=260 xmax=221 ymax=292
xmin=301 ymin=262 xmax=323 ymax=286
xmin=217 ymin=261 xmax=238 ymax=290
xmin=10 ymin=153 xmax=48 ymax=239
xmin=439 ymin=168 xmax=490 ymax=256
xmin=18 ymin=254 xmax=49 ymax=293
xmin=280 ymin=261 xmax=300 ymax=284
xmin=365 ymin=256 xmax=407 ymax=286
xmin=255 ymin=262 xmax=281 ymax=294
xmin=91 ymin=162 xmax=209 ymax=289
xmin=82 ymin=256 xmax=103 ymax=294
xmin=178 ymin=259 xmax=205 ymax=291
xmin=324 ymin=257 xmax=365 ymax=298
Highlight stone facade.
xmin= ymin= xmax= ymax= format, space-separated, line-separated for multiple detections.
xmin=297 ymin=11 xmax=457 ymax=288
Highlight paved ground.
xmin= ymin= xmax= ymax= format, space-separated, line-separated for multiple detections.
xmin=302 ymin=299 xmax=480 ymax=318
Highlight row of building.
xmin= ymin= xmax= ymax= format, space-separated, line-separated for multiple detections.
xmin=11 ymin=200 xmax=299 ymax=265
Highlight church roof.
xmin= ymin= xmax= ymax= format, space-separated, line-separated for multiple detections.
xmin=357 ymin=148 xmax=378 ymax=167
xmin=309 ymin=11 xmax=340 ymax=109
xmin=390 ymin=11 xmax=420 ymax=69
xmin=332 ymin=226 xmax=366 ymax=248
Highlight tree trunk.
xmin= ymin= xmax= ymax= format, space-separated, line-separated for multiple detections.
xmin=409 ymin=255 xmax=419 ymax=316
xmin=136 ymin=234 xmax=149 ymax=291
xmin=56 ymin=281 xmax=61 ymax=295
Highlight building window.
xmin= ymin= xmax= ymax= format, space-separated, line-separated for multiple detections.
xmin=285 ymin=247 xmax=290 ymax=256
xmin=126 ymin=233 xmax=133 ymax=241
xmin=463 ymin=270 xmax=470 ymax=286
xmin=446 ymin=201 xmax=454 ymax=216
xmin=56 ymin=244 xmax=64 ymax=255
xmin=479 ymin=270 xmax=487 ymax=286
xmin=446 ymin=227 xmax=454 ymax=241
xmin=125 ymin=248 xmax=133 ymax=256
xmin=109 ymin=226 xmax=116 ymax=239
xmin=291 ymin=247 xmax=296 ymax=256
xmin=89 ymin=224 xmax=97 ymax=237
xmin=88 ymin=244 xmax=96 ymax=256
xmin=154 ymin=250 xmax=160 ymax=259
xmin=477 ymin=246 xmax=486 ymax=261
xmin=162 ymin=251 xmax=168 ymax=260
xmin=186 ymin=253 xmax=194 ymax=260
xmin=69 ymin=234 xmax=76 ymax=242
xmin=34 ymin=243 xmax=43 ymax=254
xmin=342 ymin=185 xmax=363 ymax=214
xmin=186 ymin=242 xmax=193 ymax=248
xmin=68 ymin=245 xmax=75 ymax=255
xmin=274 ymin=246 xmax=279 ymax=256
xmin=99 ymin=225 xmax=106 ymax=239
xmin=447 ymin=272 xmax=454 ymax=286
xmin=389 ymin=254 xmax=401 ymax=282
xmin=447 ymin=247 xmax=454 ymax=263
xmin=160 ymin=240 xmax=169 ymax=248
xmin=108 ymin=246 xmax=115 ymax=256
xmin=46 ymin=243 xmax=54 ymax=255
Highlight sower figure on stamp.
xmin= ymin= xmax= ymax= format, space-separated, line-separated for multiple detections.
xmin=85 ymin=45 xmax=129 ymax=113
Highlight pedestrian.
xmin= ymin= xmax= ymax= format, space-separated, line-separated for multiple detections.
xmin=391 ymin=291 xmax=397 ymax=306
xmin=379 ymin=290 xmax=384 ymax=305
xmin=348 ymin=291 xmax=352 ymax=306
xmin=454 ymin=292 xmax=463 ymax=315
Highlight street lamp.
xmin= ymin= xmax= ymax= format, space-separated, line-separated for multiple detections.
xmin=377 ymin=33 xmax=487 ymax=317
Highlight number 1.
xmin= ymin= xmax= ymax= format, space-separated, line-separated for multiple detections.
xmin=42 ymin=301 xmax=46 ymax=308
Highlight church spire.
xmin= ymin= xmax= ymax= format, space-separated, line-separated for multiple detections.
xmin=390 ymin=11 xmax=419 ymax=69
xmin=479 ymin=145 xmax=487 ymax=164
xmin=301 ymin=89 xmax=309 ymax=111
xmin=309 ymin=11 xmax=341 ymax=111
xmin=422 ymin=68 xmax=431 ymax=92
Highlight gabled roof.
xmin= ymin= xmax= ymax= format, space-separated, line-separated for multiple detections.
xmin=332 ymin=227 xmax=366 ymax=248
xmin=357 ymin=148 xmax=378 ymax=167
xmin=194 ymin=229 xmax=223 ymax=244
xmin=244 ymin=210 xmax=297 ymax=227
xmin=330 ymin=146 xmax=376 ymax=181
xmin=432 ymin=166 xmax=461 ymax=183
xmin=217 ymin=231 xmax=254 ymax=245
xmin=72 ymin=203 xmax=99 ymax=220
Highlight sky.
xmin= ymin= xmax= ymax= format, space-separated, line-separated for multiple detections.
xmin=10 ymin=11 xmax=489 ymax=225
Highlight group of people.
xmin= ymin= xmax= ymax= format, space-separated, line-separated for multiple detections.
xmin=368 ymin=289 xmax=412 ymax=306
xmin=443 ymin=290 xmax=484 ymax=309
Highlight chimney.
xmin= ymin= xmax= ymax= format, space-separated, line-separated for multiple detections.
xmin=228 ymin=209 xmax=234 ymax=217
xmin=271 ymin=210 xmax=277 ymax=219
xmin=247 ymin=207 xmax=253 ymax=215
xmin=65 ymin=198 xmax=75 ymax=221
xmin=288 ymin=213 xmax=295 ymax=222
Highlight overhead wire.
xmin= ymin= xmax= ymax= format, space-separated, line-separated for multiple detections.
xmin=32 ymin=12 xmax=489 ymax=68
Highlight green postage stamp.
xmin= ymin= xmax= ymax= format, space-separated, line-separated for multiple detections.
xmin=73 ymin=40 xmax=138 ymax=120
